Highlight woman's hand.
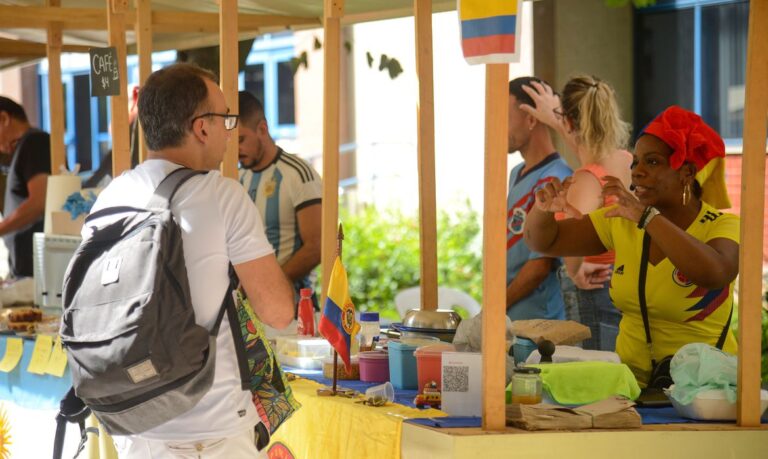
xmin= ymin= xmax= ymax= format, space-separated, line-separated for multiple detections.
xmin=602 ymin=175 xmax=646 ymax=223
xmin=519 ymin=81 xmax=568 ymax=133
xmin=535 ymin=177 xmax=582 ymax=217
xmin=569 ymin=261 xmax=612 ymax=290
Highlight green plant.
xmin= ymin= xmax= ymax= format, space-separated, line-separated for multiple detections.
xmin=319 ymin=202 xmax=483 ymax=321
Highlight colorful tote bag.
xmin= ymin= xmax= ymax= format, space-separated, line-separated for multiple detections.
xmin=234 ymin=289 xmax=301 ymax=436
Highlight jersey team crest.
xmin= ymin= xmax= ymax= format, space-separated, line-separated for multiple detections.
xmin=672 ymin=268 xmax=694 ymax=287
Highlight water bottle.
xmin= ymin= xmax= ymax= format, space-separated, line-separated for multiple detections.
xmin=296 ymin=288 xmax=316 ymax=336
xmin=358 ymin=312 xmax=380 ymax=351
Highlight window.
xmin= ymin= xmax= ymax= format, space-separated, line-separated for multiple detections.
xmin=634 ymin=0 xmax=748 ymax=144
xmin=239 ymin=33 xmax=296 ymax=139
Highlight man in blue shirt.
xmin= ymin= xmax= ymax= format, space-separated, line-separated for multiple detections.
xmin=506 ymin=77 xmax=572 ymax=321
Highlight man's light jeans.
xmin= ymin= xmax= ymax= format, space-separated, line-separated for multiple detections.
xmin=113 ymin=427 xmax=267 ymax=459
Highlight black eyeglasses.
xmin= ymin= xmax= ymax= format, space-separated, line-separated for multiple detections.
xmin=191 ymin=112 xmax=239 ymax=130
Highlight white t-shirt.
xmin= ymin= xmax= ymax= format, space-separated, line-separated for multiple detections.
xmin=86 ymin=159 xmax=273 ymax=441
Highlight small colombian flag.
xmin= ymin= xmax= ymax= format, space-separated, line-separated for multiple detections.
xmin=459 ymin=0 xmax=522 ymax=65
xmin=318 ymin=257 xmax=360 ymax=373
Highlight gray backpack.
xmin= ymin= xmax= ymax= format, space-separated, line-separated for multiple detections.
xmin=60 ymin=168 xmax=242 ymax=436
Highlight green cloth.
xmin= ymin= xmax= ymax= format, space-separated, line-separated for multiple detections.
xmin=529 ymin=362 xmax=641 ymax=405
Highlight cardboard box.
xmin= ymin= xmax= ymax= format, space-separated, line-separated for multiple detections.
xmin=50 ymin=211 xmax=85 ymax=236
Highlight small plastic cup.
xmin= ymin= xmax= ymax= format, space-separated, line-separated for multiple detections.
xmin=365 ymin=381 xmax=395 ymax=403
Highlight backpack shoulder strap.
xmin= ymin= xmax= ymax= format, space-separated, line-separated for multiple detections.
xmin=147 ymin=168 xmax=205 ymax=209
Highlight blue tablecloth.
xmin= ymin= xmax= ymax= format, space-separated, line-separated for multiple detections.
xmin=0 ymin=335 xmax=71 ymax=410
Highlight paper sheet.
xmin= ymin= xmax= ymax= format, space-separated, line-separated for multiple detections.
xmin=45 ymin=336 xmax=68 ymax=377
xmin=27 ymin=334 xmax=53 ymax=375
xmin=0 ymin=337 xmax=24 ymax=372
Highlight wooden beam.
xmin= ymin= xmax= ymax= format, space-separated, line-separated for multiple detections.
xmin=219 ymin=0 xmax=238 ymax=179
xmin=481 ymin=64 xmax=509 ymax=431
xmin=0 ymin=38 xmax=89 ymax=58
xmin=135 ymin=0 xmax=152 ymax=163
xmin=414 ymin=0 xmax=438 ymax=312
xmin=737 ymin=0 xmax=768 ymax=428
xmin=321 ymin=0 xmax=344 ymax=302
xmin=45 ymin=0 xmax=66 ymax=175
xmin=0 ymin=5 xmax=318 ymax=32
xmin=108 ymin=0 xmax=131 ymax=177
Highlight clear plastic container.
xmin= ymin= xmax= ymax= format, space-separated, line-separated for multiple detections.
xmin=358 ymin=312 xmax=380 ymax=352
xmin=510 ymin=367 xmax=542 ymax=404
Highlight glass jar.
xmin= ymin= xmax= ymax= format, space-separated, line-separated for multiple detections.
xmin=510 ymin=367 xmax=542 ymax=404
xmin=358 ymin=312 xmax=381 ymax=352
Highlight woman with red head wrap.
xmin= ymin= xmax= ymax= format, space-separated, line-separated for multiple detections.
xmin=523 ymin=106 xmax=738 ymax=387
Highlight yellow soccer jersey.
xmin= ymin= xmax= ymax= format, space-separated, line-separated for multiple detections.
xmin=588 ymin=203 xmax=739 ymax=386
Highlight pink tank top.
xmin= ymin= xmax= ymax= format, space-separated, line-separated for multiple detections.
xmin=577 ymin=163 xmax=616 ymax=265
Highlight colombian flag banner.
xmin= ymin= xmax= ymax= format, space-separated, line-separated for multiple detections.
xmin=318 ymin=257 xmax=360 ymax=373
xmin=459 ymin=0 xmax=523 ymax=65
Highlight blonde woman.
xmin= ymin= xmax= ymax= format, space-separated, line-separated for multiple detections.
xmin=521 ymin=75 xmax=633 ymax=351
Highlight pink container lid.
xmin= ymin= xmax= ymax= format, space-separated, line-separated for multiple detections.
xmin=359 ymin=351 xmax=388 ymax=360
xmin=414 ymin=343 xmax=455 ymax=357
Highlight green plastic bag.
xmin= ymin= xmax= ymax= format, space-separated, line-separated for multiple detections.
xmin=669 ymin=343 xmax=737 ymax=405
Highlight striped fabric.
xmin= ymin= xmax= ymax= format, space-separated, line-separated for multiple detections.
xmin=459 ymin=0 xmax=523 ymax=64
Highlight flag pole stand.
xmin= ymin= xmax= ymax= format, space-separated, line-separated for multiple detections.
xmin=317 ymin=224 xmax=347 ymax=398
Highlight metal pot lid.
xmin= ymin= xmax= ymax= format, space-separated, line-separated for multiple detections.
xmin=401 ymin=309 xmax=462 ymax=330
xmin=391 ymin=323 xmax=458 ymax=333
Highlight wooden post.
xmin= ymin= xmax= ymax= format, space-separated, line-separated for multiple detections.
xmin=108 ymin=0 xmax=131 ymax=177
xmin=45 ymin=0 xmax=65 ymax=174
xmin=481 ymin=64 xmax=508 ymax=431
xmin=737 ymin=0 xmax=768 ymax=427
xmin=134 ymin=0 xmax=152 ymax=163
xmin=321 ymin=0 xmax=344 ymax=303
xmin=219 ymin=0 xmax=238 ymax=179
xmin=414 ymin=0 xmax=438 ymax=312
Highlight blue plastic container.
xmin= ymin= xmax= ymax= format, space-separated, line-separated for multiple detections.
xmin=387 ymin=339 xmax=419 ymax=390
xmin=513 ymin=338 xmax=538 ymax=364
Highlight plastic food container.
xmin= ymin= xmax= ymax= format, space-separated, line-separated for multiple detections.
xmin=388 ymin=338 xmax=438 ymax=389
xmin=512 ymin=337 xmax=538 ymax=364
xmin=322 ymin=355 xmax=360 ymax=380
xmin=359 ymin=351 xmax=390 ymax=383
xmin=666 ymin=385 xmax=768 ymax=421
xmin=275 ymin=336 xmax=331 ymax=370
xmin=414 ymin=343 xmax=455 ymax=392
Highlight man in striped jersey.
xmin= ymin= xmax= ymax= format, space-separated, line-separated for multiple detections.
xmin=238 ymin=91 xmax=322 ymax=311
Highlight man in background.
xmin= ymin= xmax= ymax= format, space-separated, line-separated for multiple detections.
xmin=505 ymin=77 xmax=571 ymax=321
xmin=238 ymin=91 xmax=322 ymax=310
xmin=0 ymin=96 xmax=50 ymax=278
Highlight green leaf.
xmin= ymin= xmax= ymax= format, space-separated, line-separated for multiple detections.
xmin=344 ymin=41 xmax=352 ymax=54
xmin=314 ymin=37 xmax=322 ymax=50
xmin=366 ymin=52 xmax=374 ymax=68
xmin=386 ymin=58 xmax=403 ymax=79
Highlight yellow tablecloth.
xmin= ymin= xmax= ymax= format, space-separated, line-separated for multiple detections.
xmin=266 ymin=378 xmax=446 ymax=459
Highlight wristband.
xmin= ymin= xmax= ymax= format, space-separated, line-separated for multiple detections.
xmin=638 ymin=206 xmax=660 ymax=230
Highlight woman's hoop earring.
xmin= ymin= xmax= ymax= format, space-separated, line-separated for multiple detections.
xmin=682 ymin=183 xmax=691 ymax=206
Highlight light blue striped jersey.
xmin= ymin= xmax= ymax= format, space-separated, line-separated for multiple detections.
xmin=239 ymin=148 xmax=322 ymax=293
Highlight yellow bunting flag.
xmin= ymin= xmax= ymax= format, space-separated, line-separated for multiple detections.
xmin=27 ymin=334 xmax=54 ymax=375
xmin=45 ymin=336 xmax=68 ymax=377
xmin=0 ymin=338 xmax=23 ymax=373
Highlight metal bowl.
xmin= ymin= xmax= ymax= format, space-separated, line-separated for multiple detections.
xmin=401 ymin=309 xmax=462 ymax=331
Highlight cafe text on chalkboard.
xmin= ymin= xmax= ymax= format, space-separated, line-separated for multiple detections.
xmin=89 ymin=47 xmax=121 ymax=97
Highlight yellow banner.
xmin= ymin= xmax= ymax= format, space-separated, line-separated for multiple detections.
xmin=0 ymin=338 xmax=23 ymax=373
xmin=45 ymin=336 xmax=69 ymax=377
xmin=27 ymin=334 xmax=53 ymax=375
xmin=459 ymin=0 xmax=518 ymax=21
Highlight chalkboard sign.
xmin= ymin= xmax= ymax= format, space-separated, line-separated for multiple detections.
xmin=89 ymin=47 xmax=121 ymax=97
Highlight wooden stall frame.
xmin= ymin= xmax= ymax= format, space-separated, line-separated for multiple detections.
xmin=481 ymin=64 xmax=509 ymax=431
xmin=414 ymin=0 xmax=438 ymax=312
xmin=320 ymin=0 xmax=344 ymax=302
xmin=737 ymin=0 xmax=768 ymax=427
xmin=45 ymin=0 xmax=65 ymax=175
xmin=2 ymin=0 xmax=765 ymax=439
xmin=219 ymin=0 xmax=238 ymax=179
xmin=107 ymin=0 xmax=131 ymax=177
xmin=134 ymin=0 xmax=152 ymax=162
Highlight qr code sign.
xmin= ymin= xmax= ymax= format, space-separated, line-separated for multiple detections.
xmin=443 ymin=365 xmax=469 ymax=392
